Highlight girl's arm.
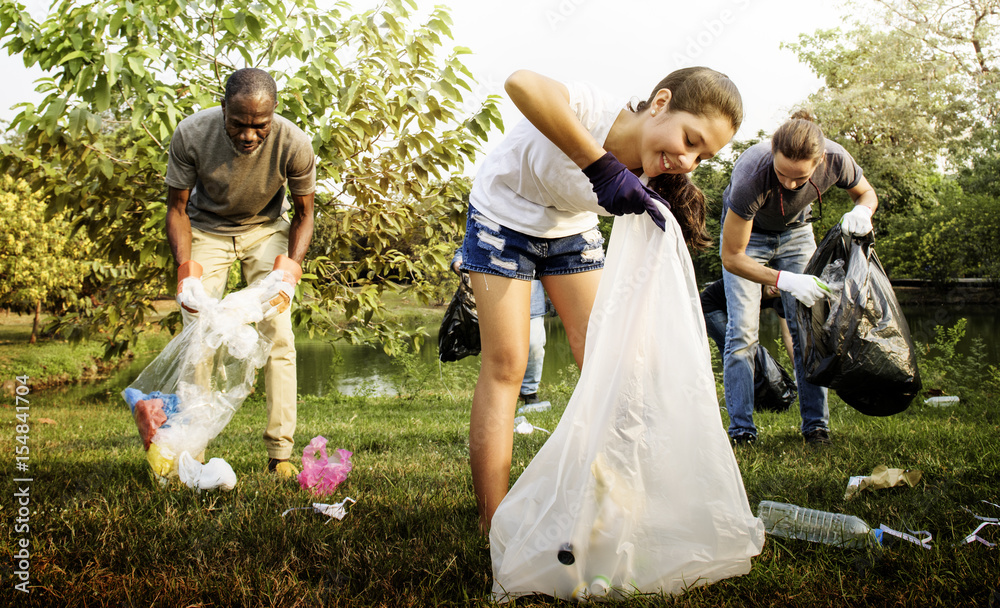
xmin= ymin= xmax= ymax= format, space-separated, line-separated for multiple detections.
xmin=846 ymin=175 xmax=878 ymax=213
xmin=504 ymin=70 xmax=607 ymax=169
xmin=720 ymin=210 xmax=780 ymax=286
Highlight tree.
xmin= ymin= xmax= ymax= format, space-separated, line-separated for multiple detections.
xmin=781 ymin=0 xmax=999 ymax=282
xmin=867 ymin=0 xmax=999 ymax=128
xmin=782 ymin=25 xmax=974 ymax=217
xmin=0 ymin=175 xmax=94 ymax=343
xmin=783 ymin=1 xmax=999 ymax=215
xmin=0 ymin=0 xmax=502 ymax=357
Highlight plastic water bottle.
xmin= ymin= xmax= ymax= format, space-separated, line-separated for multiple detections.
xmin=758 ymin=501 xmax=882 ymax=548
xmin=924 ymin=396 xmax=960 ymax=406
xmin=517 ymin=400 xmax=552 ymax=414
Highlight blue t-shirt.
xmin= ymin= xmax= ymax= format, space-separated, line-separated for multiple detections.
xmin=722 ymin=140 xmax=863 ymax=233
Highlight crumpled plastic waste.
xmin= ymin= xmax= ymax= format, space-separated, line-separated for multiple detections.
xmin=298 ymin=436 xmax=353 ymax=496
xmin=878 ymin=525 xmax=933 ymax=549
xmin=513 ymin=416 xmax=551 ymax=435
xmin=125 ymin=390 xmax=182 ymax=450
xmin=845 ymin=465 xmax=922 ymax=500
xmin=959 ymin=501 xmax=1000 ymax=547
xmin=122 ymin=278 xmax=275 ymax=482
xmin=177 ymin=451 xmax=237 ymax=491
xmin=281 ymin=497 xmax=357 ymax=522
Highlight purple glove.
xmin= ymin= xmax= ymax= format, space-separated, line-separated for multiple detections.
xmin=582 ymin=151 xmax=668 ymax=230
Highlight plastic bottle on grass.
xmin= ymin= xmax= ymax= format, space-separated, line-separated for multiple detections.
xmin=758 ymin=501 xmax=882 ymax=548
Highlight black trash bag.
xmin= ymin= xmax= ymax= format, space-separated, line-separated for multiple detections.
xmin=796 ymin=224 xmax=921 ymax=416
xmin=753 ymin=345 xmax=796 ymax=412
xmin=438 ymin=271 xmax=481 ymax=362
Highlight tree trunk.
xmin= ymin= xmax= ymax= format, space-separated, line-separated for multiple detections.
xmin=29 ymin=299 xmax=41 ymax=344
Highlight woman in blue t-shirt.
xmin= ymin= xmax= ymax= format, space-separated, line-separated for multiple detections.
xmin=719 ymin=111 xmax=879 ymax=447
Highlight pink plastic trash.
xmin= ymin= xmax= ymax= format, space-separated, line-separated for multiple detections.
xmin=298 ymin=436 xmax=353 ymax=496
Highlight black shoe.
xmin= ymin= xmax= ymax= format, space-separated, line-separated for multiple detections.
xmin=519 ymin=392 xmax=540 ymax=405
xmin=803 ymin=428 xmax=832 ymax=445
xmin=731 ymin=432 xmax=757 ymax=446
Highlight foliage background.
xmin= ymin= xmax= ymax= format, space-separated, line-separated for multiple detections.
xmin=0 ymin=0 xmax=502 ymax=354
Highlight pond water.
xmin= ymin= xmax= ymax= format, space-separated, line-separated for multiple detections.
xmin=293 ymin=302 xmax=998 ymax=398
xmin=75 ymin=302 xmax=998 ymax=400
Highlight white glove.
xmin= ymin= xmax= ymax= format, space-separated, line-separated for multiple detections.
xmin=841 ymin=205 xmax=873 ymax=236
xmin=260 ymin=255 xmax=302 ymax=320
xmin=260 ymin=272 xmax=297 ymax=320
xmin=776 ymin=271 xmax=830 ymax=307
xmin=177 ymin=276 xmax=211 ymax=314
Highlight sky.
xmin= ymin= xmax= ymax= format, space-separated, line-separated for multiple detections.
xmin=0 ymin=0 xmax=852 ymax=160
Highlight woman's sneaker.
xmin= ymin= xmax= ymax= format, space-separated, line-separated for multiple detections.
xmin=803 ymin=428 xmax=832 ymax=445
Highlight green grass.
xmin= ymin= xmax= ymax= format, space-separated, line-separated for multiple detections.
xmin=1 ymin=322 xmax=998 ymax=606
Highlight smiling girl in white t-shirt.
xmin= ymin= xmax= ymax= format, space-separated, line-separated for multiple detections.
xmin=461 ymin=67 xmax=743 ymax=532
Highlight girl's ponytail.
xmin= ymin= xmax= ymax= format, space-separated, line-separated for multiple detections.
xmin=647 ymin=173 xmax=712 ymax=251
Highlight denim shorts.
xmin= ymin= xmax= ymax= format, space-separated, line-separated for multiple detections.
xmin=460 ymin=204 xmax=605 ymax=280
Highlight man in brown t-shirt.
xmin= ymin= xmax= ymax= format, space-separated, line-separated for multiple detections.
xmin=165 ymin=67 xmax=316 ymax=477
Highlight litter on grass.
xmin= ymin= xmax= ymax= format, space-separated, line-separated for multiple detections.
xmin=123 ymin=276 xmax=280 ymax=483
xmin=282 ymin=497 xmax=357 ymax=522
xmin=298 ymin=436 xmax=353 ymax=496
xmin=924 ymin=396 xmax=960 ymax=406
xmin=177 ymin=452 xmax=237 ymax=491
xmin=513 ymin=416 xmax=550 ymax=435
xmin=844 ymin=465 xmax=922 ymax=500
xmin=959 ymin=501 xmax=1000 ymax=547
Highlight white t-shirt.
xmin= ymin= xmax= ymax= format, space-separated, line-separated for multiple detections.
xmin=470 ymin=82 xmax=629 ymax=238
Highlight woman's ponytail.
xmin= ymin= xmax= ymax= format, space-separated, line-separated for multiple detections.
xmin=647 ymin=173 xmax=712 ymax=251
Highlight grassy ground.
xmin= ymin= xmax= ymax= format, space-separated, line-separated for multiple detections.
xmin=1 ymin=313 xmax=998 ymax=606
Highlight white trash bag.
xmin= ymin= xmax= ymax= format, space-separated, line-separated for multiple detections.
xmin=490 ymin=209 xmax=765 ymax=602
xmin=123 ymin=274 xmax=281 ymax=483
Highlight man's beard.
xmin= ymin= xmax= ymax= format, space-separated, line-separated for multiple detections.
xmin=226 ymin=136 xmax=265 ymax=158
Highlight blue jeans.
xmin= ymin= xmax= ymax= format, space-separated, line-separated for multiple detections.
xmin=722 ymin=225 xmax=828 ymax=438
xmin=704 ymin=309 xmax=727 ymax=355
xmin=521 ymin=315 xmax=546 ymax=395
xmin=461 ymin=204 xmax=605 ymax=280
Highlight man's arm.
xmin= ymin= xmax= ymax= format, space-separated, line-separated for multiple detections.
xmin=286 ymin=192 xmax=315 ymax=265
xmin=720 ymin=210 xmax=779 ymax=286
xmin=166 ymin=186 xmax=193 ymax=265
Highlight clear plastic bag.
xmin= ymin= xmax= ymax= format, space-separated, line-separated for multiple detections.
xmin=123 ymin=275 xmax=278 ymax=480
xmin=490 ymin=210 xmax=765 ymax=602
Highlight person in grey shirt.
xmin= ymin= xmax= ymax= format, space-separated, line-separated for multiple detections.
xmin=719 ymin=111 xmax=878 ymax=447
xmin=165 ymin=67 xmax=316 ymax=477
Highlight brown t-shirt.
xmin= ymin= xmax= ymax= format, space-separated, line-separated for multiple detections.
xmin=165 ymin=106 xmax=316 ymax=235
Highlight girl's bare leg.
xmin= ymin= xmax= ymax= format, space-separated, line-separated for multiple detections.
xmin=540 ymin=269 xmax=603 ymax=368
xmin=468 ymin=272 xmax=532 ymax=533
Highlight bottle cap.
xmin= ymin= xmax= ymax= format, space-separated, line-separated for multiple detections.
xmin=590 ymin=575 xmax=611 ymax=597
xmin=557 ymin=542 xmax=575 ymax=565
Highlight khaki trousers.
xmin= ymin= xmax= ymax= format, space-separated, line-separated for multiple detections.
xmin=189 ymin=218 xmax=297 ymax=460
